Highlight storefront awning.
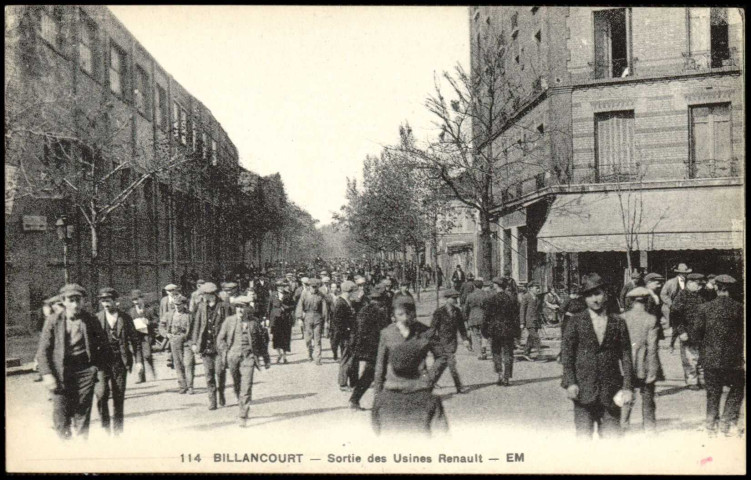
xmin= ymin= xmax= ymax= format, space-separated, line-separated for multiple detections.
xmin=537 ymin=186 xmax=744 ymax=253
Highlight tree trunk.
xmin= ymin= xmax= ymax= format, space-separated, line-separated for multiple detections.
xmin=476 ymin=211 xmax=494 ymax=280
xmin=89 ymin=222 xmax=99 ymax=296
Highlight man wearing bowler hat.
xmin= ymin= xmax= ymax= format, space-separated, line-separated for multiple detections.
xmin=95 ymin=287 xmax=143 ymax=436
xmin=670 ymin=273 xmax=707 ymax=389
xmin=36 ymin=284 xmax=110 ymax=440
xmin=128 ymin=289 xmax=158 ymax=383
xmin=430 ymin=288 xmax=470 ymax=393
xmin=660 ymin=263 xmax=691 ymax=327
xmin=190 ymin=282 xmax=233 ymax=410
xmin=561 ymin=273 xmax=633 ymax=439
xmin=690 ymin=275 xmax=745 ymax=437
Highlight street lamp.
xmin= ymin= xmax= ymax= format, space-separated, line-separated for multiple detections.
xmin=55 ymin=215 xmax=74 ymax=283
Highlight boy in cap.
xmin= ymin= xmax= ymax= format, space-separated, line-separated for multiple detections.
xmin=95 ymin=287 xmax=143 ymax=436
xmin=690 ymin=275 xmax=745 ymax=437
xmin=561 ymin=273 xmax=633 ymax=439
xmin=372 ymin=297 xmax=448 ymax=436
xmin=128 ymin=289 xmax=158 ymax=383
xmin=166 ymin=295 xmax=194 ymax=394
xmin=430 ymin=288 xmax=470 ymax=393
xmin=218 ymin=296 xmax=270 ymax=426
xmin=620 ymin=287 xmax=661 ymax=433
xmin=37 ymin=284 xmax=110 ymax=440
xmin=670 ymin=273 xmax=707 ymax=389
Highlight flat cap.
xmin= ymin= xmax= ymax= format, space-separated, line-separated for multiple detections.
xmin=626 ymin=287 xmax=651 ymax=298
xmin=320 ymin=270 xmax=328 ymax=276
xmin=200 ymin=282 xmax=218 ymax=294
xmin=309 ymin=278 xmax=322 ymax=287
xmin=285 ymin=272 xmax=295 ymax=278
xmin=482 ymin=280 xmax=493 ymax=288
xmin=355 ymin=277 xmax=367 ymax=285
xmin=644 ymin=273 xmax=665 ymax=282
xmin=43 ymin=295 xmax=62 ymax=305
xmin=275 ymin=280 xmax=287 ymax=287
xmin=340 ymin=280 xmax=356 ymax=293
xmin=98 ymin=287 xmax=118 ymax=299
xmin=231 ymin=295 xmax=253 ymax=306
xmin=369 ymin=285 xmax=387 ymax=299
xmin=130 ymin=289 xmax=144 ymax=300
xmin=491 ymin=276 xmax=505 ymax=285
xmin=442 ymin=288 xmax=460 ymax=298
xmin=223 ymin=282 xmax=238 ymax=290
xmin=196 ymin=279 xmax=206 ymax=285
xmin=687 ymin=273 xmax=705 ymax=281
xmin=714 ymin=274 xmax=736 ymax=284
xmin=321 ymin=276 xmax=330 ymax=283
xmin=59 ymin=283 xmax=87 ymax=297
xmin=172 ymin=294 xmax=188 ymax=305
xmin=473 ymin=280 xmax=484 ymax=288
xmin=301 ymin=277 xmax=310 ymax=285
xmin=164 ymin=284 xmax=179 ymax=292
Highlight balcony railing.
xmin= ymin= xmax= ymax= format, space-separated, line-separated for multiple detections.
xmin=682 ymin=47 xmax=739 ymax=71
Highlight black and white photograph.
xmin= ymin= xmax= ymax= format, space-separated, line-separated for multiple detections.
xmin=4 ymin=5 xmax=745 ymax=474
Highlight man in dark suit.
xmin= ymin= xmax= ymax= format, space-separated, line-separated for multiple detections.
xmin=670 ymin=273 xmax=707 ymax=389
xmin=36 ymin=284 xmax=110 ymax=440
xmin=430 ymin=288 xmax=470 ymax=393
xmin=689 ymin=275 xmax=744 ymax=437
xmin=487 ymin=277 xmax=521 ymax=386
xmin=95 ymin=288 xmax=143 ymax=436
xmin=332 ymin=281 xmax=357 ymax=390
xmin=520 ymin=282 xmax=543 ymax=361
xmin=190 ymin=282 xmax=233 ymax=410
xmin=451 ymin=265 xmax=466 ymax=291
xmin=128 ymin=289 xmax=158 ymax=383
xmin=561 ymin=273 xmax=634 ymax=439
xmin=459 ymin=273 xmax=476 ymax=307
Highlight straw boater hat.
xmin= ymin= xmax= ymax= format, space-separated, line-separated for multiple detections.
xmin=673 ymin=263 xmax=692 ymax=274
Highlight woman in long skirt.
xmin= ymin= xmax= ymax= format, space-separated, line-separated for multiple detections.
xmin=267 ymin=281 xmax=295 ymax=363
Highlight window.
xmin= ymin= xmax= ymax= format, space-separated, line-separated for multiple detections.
xmin=211 ymin=139 xmax=218 ymax=166
xmin=192 ymin=116 xmax=198 ymax=152
xmin=155 ymin=85 xmax=168 ymax=130
xmin=179 ymin=108 xmax=188 ymax=145
xmin=690 ymin=103 xmax=733 ymax=178
xmin=688 ymin=8 xmax=731 ymax=68
xmin=593 ymin=8 xmax=631 ymax=79
xmin=135 ymin=66 xmax=151 ymax=117
xmin=518 ymin=226 xmax=528 ymax=283
xmin=79 ymin=11 xmax=97 ymax=76
xmin=594 ymin=110 xmax=635 ymax=182
xmin=172 ymin=101 xmax=180 ymax=139
xmin=41 ymin=6 xmax=64 ymax=50
xmin=511 ymin=12 xmax=519 ymax=31
xmin=201 ymin=131 xmax=208 ymax=160
xmin=109 ymin=42 xmax=126 ymax=97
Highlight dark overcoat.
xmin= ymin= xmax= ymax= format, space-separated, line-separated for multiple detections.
xmin=690 ymin=296 xmax=744 ymax=370
xmin=96 ymin=310 xmax=143 ymax=369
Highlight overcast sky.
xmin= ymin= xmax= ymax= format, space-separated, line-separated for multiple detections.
xmin=108 ymin=6 xmax=469 ymax=226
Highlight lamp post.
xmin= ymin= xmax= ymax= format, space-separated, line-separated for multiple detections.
xmin=55 ymin=215 xmax=74 ymax=284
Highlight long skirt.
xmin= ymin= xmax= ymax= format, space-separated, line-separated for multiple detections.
xmin=271 ymin=316 xmax=292 ymax=351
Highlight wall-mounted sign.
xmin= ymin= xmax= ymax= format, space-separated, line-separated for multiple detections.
xmin=22 ymin=215 xmax=47 ymax=232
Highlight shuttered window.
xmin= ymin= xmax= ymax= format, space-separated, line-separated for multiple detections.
xmin=595 ymin=110 xmax=635 ymax=182
xmin=690 ymin=103 xmax=733 ymax=178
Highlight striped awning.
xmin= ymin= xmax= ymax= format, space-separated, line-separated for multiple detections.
xmin=537 ymin=186 xmax=744 ymax=253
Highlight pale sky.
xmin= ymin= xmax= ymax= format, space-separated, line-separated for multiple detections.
xmin=108 ymin=6 xmax=469 ymax=225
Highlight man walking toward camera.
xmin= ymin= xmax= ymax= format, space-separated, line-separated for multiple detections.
xmin=561 ymin=273 xmax=633 ymax=439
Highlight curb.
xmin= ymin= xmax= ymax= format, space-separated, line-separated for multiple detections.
xmin=6 ymin=364 xmax=36 ymax=377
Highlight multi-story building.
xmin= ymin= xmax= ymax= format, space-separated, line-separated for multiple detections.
xmin=470 ymin=6 xmax=744 ymax=290
xmin=5 ymin=5 xmax=242 ymax=333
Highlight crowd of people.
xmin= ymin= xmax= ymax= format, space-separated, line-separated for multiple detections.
xmin=34 ymin=258 xmax=744 ymax=440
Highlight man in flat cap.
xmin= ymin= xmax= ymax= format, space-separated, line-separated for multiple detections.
xmin=36 ymin=284 xmax=110 ymax=440
xmin=333 ymin=280 xmax=358 ymax=390
xmin=459 ymin=272 xmax=476 ymax=308
xmin=430 ymin=288 xmax=470 ymax=393
xmin=463 ymin=279 xmax=491 ymax=360
xmin=620 ymin=287 xmax=661 ymax=433
xmin=520 ymin=282 xmax=544 ymax=362
xmin=95 ymin=287 xmax=143 ymax=436
xmin=298 ymin=278 xmax=329 ymax=365
xmin=350 ymin=284 xmax=391 ymax=410
xmin=561 ymin=273 xmax=633 ymax=439
xmin=128 ymin=289 xmax=158 ymax=383
xmin=159 ymin=284 xmax=181 ymax=364
xmin=690 ymin=275 xmax=745 ymax=437
xmin=218 ymin=296 xmax=270 ymax=427
xmin=670 ymin=273 xmax=707 ymax=389
xmin=166 ymin=294 xmax=194 ymax=394
xmin=189 ymin=279 xmax=206 ymax=314
xmin=190 ymin=282 xmax=233 ymax=410
xmin=660 ymin=263 xmax=691 ymax=327
xmin=485 ymin=278 xmax=521 ymax=387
